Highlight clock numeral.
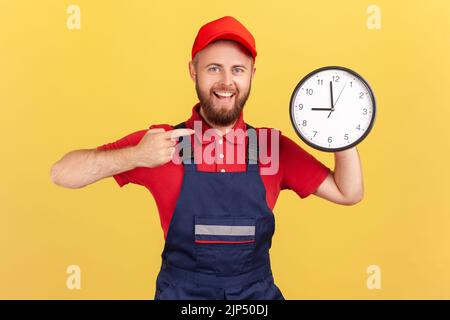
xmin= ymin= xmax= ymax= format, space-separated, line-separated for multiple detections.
xmin=359 ymin=92 xmax=364 ymax=99
xmin=344 ymin=133 xmax=349 ymax=140
xmin=350 ymin=81 xmax=353 ymax=87
xmin=328 ymin=136 xmax=333 ymax=143
xmin=302 ymin=120 xmax=307 ymax=127
xmin=313 ymin=131 xmax=318 ymax=137
xmin=363 ymin=108 xmax=368 ymax=115
xmin=356 ymin=125 xmax=361 ymax=130
xmin=332 ymin=75 xmax=340 ymax=82
xmin=317 ymin=79 xmax=323 ymax=85
xmin=306 ymin=88 xmax=313 ymax=95
xmin=298 ymin=104 xmax=303 ymax=110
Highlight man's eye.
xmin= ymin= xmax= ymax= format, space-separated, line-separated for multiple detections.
xmin=233 ymin=68 xmax=244 ymax=73
xmin=208 ymin=66 xmax=220 ymax=72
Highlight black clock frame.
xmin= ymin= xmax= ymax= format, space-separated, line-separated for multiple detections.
xmin=289 ymin=66 xmax=377 ymax=152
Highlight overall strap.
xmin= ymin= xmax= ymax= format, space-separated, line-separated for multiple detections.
xmin=173 ymin=122 xmax=194 ymax=164
xmin=245 ymin=123 xmax=259 ymax=165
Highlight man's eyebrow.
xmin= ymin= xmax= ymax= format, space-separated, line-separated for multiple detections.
xmin=205 ymin=63 xmax=248 ymax=70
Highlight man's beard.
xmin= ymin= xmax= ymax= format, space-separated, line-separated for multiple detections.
xmin=195 ymin=78 xmax=251 ymax=127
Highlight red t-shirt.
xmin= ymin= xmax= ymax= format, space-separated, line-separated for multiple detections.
xmin=97 ymin=103 xmax=331 ymax=239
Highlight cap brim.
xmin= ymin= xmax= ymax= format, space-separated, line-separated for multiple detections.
xmin=197 ymin=31 xmax=257 ymax=59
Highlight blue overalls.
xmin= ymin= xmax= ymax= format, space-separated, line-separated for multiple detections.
xmin=154 ymin=122 xmax=284 ymax=300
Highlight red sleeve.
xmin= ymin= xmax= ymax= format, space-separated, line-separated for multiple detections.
xmin=95 ymin=124 xmax=172 ymax=187
xmin=96 ymin=130 xmax=147 ymax=187
xmin=280 ymin=134 xmax=331 ymax=198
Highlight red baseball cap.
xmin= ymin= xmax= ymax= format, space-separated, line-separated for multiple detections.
xmin=191 ymin=16 xmax=257 ymax=60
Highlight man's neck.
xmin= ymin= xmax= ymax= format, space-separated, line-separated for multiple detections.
xmin=199 ymin=106 xmax=237 ymax=136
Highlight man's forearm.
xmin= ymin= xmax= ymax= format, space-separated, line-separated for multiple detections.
xmin=51 ymin=146 xmax=138 ymax=189
xmin=333 ymin=146 xmax=364 ymax=203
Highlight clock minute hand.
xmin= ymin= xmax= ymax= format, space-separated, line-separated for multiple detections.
xmin=328 ymin=81 xmax=348 ymax=118
xmin=327 ymin=81 xmax=334 ymax=118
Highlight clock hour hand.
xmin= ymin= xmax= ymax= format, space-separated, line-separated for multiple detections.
xmin=311 ymin=107 xmax=333 ymax=111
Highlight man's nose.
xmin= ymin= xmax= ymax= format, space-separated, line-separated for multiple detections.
xmin=220 ymin=69 xmax=234 ymax=86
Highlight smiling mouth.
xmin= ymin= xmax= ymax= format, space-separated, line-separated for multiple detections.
xmin=213 ymin=91 xmax=236 ymax=100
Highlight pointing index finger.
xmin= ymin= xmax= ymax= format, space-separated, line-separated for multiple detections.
xmin=165 ymin=128 xmax=195 ymax=140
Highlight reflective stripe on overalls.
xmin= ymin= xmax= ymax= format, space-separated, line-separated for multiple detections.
xmin=154 ymin=122 xmax=284 ymax=300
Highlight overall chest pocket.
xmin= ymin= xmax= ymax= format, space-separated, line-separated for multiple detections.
xmin=194 ymin=216 xmax=256 ymax=275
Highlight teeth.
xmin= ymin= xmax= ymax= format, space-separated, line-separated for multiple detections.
xmin=214 ymin=91 xmax=234 ymax=97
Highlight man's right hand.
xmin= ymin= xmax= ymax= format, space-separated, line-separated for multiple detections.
xmin=132 ymin=128 xmax=195 ymax=168
xmin=50 ymin=127 xmax=195 ymax=189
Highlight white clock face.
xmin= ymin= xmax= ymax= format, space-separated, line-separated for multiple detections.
xmin=290 ymin=66 xmax=376 ymax=152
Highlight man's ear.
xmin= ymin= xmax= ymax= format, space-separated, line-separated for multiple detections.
xmin=252 ymin=66 xmax=256 ymax=77
xmin=188 ymin=61 xmax=196 ymax=82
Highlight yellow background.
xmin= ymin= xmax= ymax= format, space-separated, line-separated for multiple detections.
xmin=1 ymin=0 xmax=449 ymax=299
